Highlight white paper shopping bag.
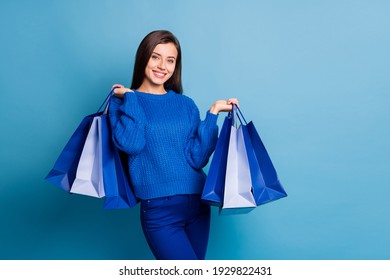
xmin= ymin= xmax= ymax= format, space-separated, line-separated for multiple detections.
xmin=70 ymin=116 xmax=105 ymax=198
xmin=221 ymin=125 xmax=256 ymax=214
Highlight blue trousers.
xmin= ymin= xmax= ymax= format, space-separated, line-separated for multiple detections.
xmin=140 ymin=194 xmax=211 ymax=260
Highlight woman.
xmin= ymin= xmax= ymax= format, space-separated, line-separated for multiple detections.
xmin=109 ymin=30 xmax=238 ymax=260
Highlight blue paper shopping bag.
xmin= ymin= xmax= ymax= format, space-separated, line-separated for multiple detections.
xmin=201 ymin=113 xmax=232 ymax=206
xmin=70 ymin=115 xmax=106 ymax=198
xmin=45 ymin=113 xmax=100 ymax=192
xmin=236 ymin=106 xmax=287 ymax=205
xmin=46 ymin=88 xmax=138 ymax=209
xmin=219 ymin=118 xmax=256 ymax=215
xmin=46 ymin=91 xmax=112 ymax=192
xmin=101 ymin=113 xmax=138 ymax=209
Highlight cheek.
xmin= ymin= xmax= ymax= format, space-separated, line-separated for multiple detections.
xmin=167 ymin=63 xmax=176 ymax=73
xmin=147 ymin=61 xmax=156 ymax=69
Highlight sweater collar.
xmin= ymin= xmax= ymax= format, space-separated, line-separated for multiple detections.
xmin=134 ymin=89 xmax=176 ymax=100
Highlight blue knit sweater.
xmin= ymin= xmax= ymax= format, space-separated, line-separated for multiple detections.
xmin=108 ymin=90 xmax=219 ymax=200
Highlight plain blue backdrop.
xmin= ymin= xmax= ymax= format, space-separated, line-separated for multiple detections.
xmin=0 ymin=0 xmax=389 ymax=259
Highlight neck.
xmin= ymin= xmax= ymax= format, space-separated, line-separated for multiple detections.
xmin=137 ymin=83 xmax=166 ymax=95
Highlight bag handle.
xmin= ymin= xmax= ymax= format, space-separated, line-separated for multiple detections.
xmin=231 ymin=105 xmax=238 ymax=128
xmin=234 ymin=104 xmax=248 ymax=124
xmin=231 ymin=104 xmax=248 ymax=127
xmin=96 ymin=86 xmax=119 ymax=114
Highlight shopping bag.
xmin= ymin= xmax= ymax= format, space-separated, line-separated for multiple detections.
xmin=236 ymin=106 xmax=287 ymax=205
xmin=101 ymin=113 xmax=138 ymax=209
xmin=45 ymin=92 xmax=111 ymax=192
xmin=220 ymin=114 xmax=256 ymax=215
xmin=45 ymin=113 xmax=97 ymax=192
xmin=46 ymin=87 xmax=139 ymax=209
xmin=201 ymin=113 xmax=232 ymax=206
xmin=70 ymin=116 xmax=105 ymax=198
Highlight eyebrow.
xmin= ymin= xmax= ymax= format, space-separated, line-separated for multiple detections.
xmin=152 ymin=52 xmax=176 ymax=59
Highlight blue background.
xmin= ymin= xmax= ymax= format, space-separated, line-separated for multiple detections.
xmin=0 ymin=0 xmax=389 ymax=260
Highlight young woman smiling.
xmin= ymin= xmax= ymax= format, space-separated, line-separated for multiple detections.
xmin=109 ymin=30 xmax=238 ymax=260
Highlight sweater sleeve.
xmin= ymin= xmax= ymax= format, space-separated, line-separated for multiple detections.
xmin=108 ymin=92 xmax=146 ymax=155
xmin=185 ymin=103 xmax=219 ymax=170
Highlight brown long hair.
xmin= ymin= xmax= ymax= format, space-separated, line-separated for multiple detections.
xmin=131 ymin=30 xmax=183 ymax=94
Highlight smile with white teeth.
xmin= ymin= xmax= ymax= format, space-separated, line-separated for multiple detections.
xmin=153 ymin=71 xmax=166 ymax=78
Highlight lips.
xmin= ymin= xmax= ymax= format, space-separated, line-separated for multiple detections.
xmin=152 ymin=70 xmax=167 ymax=79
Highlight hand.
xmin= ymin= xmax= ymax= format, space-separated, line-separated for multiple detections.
xmin=209 ymin=98 xmax=239 ymax=115
xmin=112 ymin=84 xmax=133 ymax=98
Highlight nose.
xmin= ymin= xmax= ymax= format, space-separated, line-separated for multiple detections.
xmin=157 ymin=59 xmax=166 ymax=70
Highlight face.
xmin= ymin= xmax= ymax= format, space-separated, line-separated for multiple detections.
xmin=143 ymin=42 xmax=178 ymax=91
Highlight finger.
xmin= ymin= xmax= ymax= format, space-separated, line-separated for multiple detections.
xmin=113 ymin=88 xmax=123 ymax=95
xmin=226 ymin=98 xmax=238 ymax=103
xmin=112 ymin=84 xmax=124 ymax=89
xmin=227 ymin=98 xmax=239 ymax=107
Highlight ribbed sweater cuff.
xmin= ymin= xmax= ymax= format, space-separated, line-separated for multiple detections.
xmin=204 ymin=110 xmax=219 ymax=127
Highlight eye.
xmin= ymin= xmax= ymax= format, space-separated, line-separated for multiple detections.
xmin=151 ymin=54 xmax=159 ymax=60
xmin=167 ymin=59 xmax=175 ymax=64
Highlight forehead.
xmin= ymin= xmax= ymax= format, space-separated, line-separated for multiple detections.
xmin=152 ymin=43 xmax=178 ymax=58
